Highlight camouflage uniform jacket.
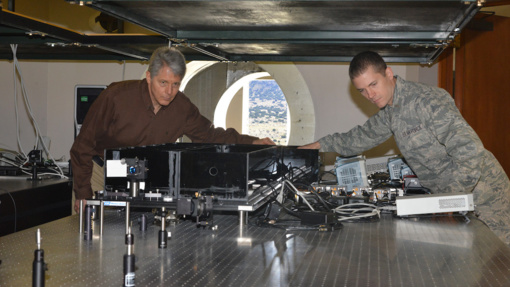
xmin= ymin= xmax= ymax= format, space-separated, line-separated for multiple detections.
xmin=318 ymin=76 xmax=509 ymax=196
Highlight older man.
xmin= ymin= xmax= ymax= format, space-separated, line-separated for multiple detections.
xmin=71 ymin=47 xmax=274 ymax=212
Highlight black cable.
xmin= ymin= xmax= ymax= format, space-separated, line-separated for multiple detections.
xmin=254 ymin=181 xmax=302 ymax=219
xmin=318 ymin=170 xmax=337 ymax=184
xmin=251 ymin=156 xmax=278 ymax=171
xmin=248 ymin=167 xmax=350 ymax=231
xmin=258 ymin=180 xmax=300 ymax=218
xmin=252 ymin=189 xmax=345 ymax=231
xmin=306 ymin=186 xmax=333 ymax=211
xmin=272 ymin=197 xmax=302 ymax=218
xmin=287 ymin=181 xmax=338 ymax=212
xmin=249 ymin=216 xmax=343 ymax=232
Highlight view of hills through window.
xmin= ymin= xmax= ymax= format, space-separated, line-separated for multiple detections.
xmin=247 ymin=79 xmax=289 ymax=145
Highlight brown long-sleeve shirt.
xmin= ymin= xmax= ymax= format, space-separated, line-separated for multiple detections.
xmin=70 ymin=79 xmax=257 ymax=200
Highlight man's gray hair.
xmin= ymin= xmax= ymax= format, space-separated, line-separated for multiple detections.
xmin=147 ymin=47 xmax=187 ymax=78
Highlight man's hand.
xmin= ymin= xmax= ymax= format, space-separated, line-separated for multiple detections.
xmin=252 ymin=137 xmax=276 ymax=145
xmin=298 ymin=141 xmax=321 ymax=149
xmin=74 ymin=199 xmax=87 ymax=214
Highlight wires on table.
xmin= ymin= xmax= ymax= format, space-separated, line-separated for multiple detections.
xmin=334 ymin=203 xmax=380 ymax=223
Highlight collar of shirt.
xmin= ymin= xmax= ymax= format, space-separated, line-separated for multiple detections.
xmin=390 ymin=75 xmax=405 ymax=110
xmin=382 ymin=76 xmax=403 ymax=123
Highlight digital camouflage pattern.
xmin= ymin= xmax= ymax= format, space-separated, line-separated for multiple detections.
xmin=319 ymin=76 xmax=510 ymax=244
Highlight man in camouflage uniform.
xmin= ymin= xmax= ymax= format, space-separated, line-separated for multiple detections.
xmin=302 ymin=51 xmax=510 ymax=245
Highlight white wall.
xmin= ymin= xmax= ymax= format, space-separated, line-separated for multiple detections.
xmin=0 ymin=61 xmax=48 ymax=155
xmin=0 ymin=59 xmax=436 ymax=162
xmin=0 ymin=59 xmax=147 ymax=161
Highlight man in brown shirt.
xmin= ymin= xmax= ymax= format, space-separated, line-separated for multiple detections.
xmin=70 ymin=47 xmax=274 ymax=212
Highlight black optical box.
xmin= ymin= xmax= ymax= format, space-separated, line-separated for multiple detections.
xmin=104 ymin=143 xmax=319 ymax=210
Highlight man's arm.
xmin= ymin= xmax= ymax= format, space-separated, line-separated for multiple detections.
xmin=314 ymin=111 xmax=392 ymax=155
xmin=70 ymin=89 xmax=113 ymax=211
xmin=299 ymin=141 xmax=321 ymax=149
xmin=252 ymin=137 xmax=276 ymax=145
xmin=70 ymin=135 xmax=95 ymax=200
xmin=182 ymin=99 xmax=273 ymax=145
